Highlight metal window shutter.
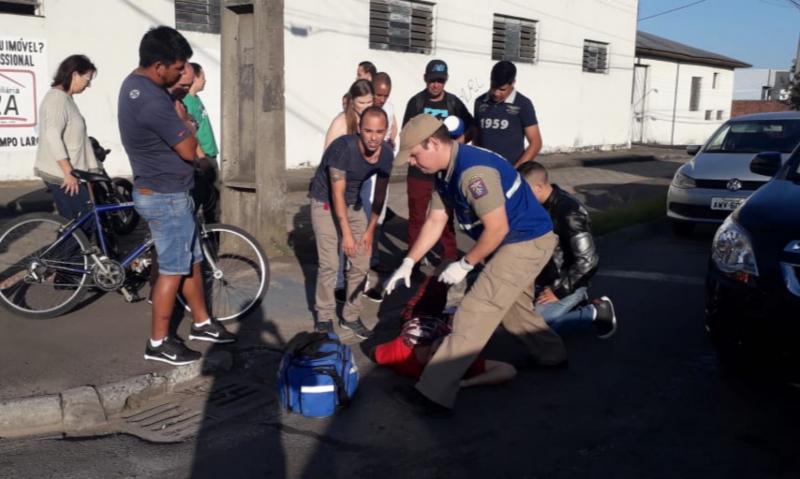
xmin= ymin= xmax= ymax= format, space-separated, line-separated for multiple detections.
xmin=176 ymin=0 xmax=221 ymax=34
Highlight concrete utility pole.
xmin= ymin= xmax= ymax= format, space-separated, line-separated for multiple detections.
xmin=220 ymin=0 xmax=288 ymax=255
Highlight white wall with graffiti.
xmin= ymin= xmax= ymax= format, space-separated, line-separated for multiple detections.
xmin=284 ymin=0 xmax=638 ymax=168
xmin=0 ymin=0 xmax=220 ymax=181
xmin=0 ymin=0 xmax=637 ymax=179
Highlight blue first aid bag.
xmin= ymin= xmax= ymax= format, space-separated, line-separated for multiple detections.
xmin=277 ymin=331 xmax=359 ymax=417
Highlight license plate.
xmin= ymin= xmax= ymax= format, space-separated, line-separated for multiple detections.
xmin=710 ymin=197 xmax=744 ymax=211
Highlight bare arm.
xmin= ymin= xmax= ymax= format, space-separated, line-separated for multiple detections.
xmin=330 ymin=167 xmax=356 ymax=257
xmin=389 ymin=113 xmax=398 ymax=146
xmin=462 ymin=205 xmax=509 ymax=266
xmin=173 ymin=101 xmax=199 ymax=161
xmin=514 ymin=124 xmax=542 ymax=168
xmin=324 ymin=113 xmax=347 ymax=149
xmin=407 ymin=207 xmax=449 ymax=262
xmin=173 ymin=136 xmax=199 ymax=162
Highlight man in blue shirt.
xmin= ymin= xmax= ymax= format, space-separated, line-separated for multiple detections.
xmin=118 ymin=26 xmax=235 ymax=366
xmin=474 ymin=61 xmax=542 ymax=168
xmin=385 ymin=114 xmax=566 ymax=416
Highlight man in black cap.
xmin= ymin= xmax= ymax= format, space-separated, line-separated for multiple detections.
xmin=402 ymin=59 xmax=475 ymax=265
xmin=474 ymin=60 xmax=541 ymax=168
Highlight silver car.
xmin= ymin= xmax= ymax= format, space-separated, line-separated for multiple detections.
xmin=667 ymin=111 xmax=800 ymax=235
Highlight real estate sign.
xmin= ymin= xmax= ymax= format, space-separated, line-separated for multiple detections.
xmin=0 ymin=36 xmax=47 ymax=151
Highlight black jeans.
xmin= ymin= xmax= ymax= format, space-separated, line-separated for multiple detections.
xmin=190 ymin=166 xmax=219 ymax=225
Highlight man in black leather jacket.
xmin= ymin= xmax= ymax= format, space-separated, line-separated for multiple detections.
xmin=518 ymin=162 xmax=616 ymax=338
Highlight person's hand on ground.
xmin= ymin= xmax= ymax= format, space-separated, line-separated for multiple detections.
xmin=535 ymin=287 xmax=559 ymax=305
xmin=438 ymin=257 xmax=473 ymax=285
xmin=384 ymin=257 xmax=415 ymax=295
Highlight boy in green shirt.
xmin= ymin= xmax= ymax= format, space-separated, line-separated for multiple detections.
xmin=182 ymin=62 xmax=219 ymax=223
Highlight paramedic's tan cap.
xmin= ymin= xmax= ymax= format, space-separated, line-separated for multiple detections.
xmin=395 ymin=114 xmax=443 ymax=166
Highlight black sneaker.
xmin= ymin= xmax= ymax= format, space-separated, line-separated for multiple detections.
xmin=592 ymin=296 xmax=617 ymax=339
xmin=334 ymin=287 xmax=346 ymax=304
xmin=189 ymin=318 xmax=236 ymax=344
xmin=144 ymin=337 xmax=201 ymax=365
xmin=363 ymin=286 xmax=384 ymax=303
xmin=339 ymin=318 xmax=373 ymax=340
xmin=391 ymin=386 xmax=452 ymax=418
xmin=315 ymin=320 xmax=334 ymax=333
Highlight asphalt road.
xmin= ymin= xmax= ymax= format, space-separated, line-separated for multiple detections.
xmin=3 ymin=218 xmax=799 ymax=478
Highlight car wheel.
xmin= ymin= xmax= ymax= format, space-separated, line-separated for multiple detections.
xmin=671 ymin=220 xmax=695 ymax=237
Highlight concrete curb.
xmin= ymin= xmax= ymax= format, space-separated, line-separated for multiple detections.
xmin=0 ymin=349 xmax=233 ymax=439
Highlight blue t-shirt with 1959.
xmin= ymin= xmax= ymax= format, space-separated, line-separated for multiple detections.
xmin=117 ymin=73 xmax=194 ymax=193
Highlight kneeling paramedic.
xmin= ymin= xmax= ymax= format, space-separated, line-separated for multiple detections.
xmin=385 ymin=114 xmax=566 ymax=415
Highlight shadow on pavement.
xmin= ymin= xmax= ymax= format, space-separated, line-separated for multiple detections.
xmin=0 ymin=186 xmax=54 ymax=224
xmin=189 ymin=304 xmax=288 ymax=478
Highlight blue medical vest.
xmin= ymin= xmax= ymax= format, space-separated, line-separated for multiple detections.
xmin=435 ymin=145 xmax=553 ymax=244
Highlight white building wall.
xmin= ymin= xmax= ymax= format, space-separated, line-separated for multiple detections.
xmin=0 ymin=0 xmax=222 ymax=180
xmin=285 ymin=0 xmax=638 ymax=168
xmin=635 ymin=56 xmax=734 ymax=146
xmin=0 ymin=0 xmax=636 ymax=179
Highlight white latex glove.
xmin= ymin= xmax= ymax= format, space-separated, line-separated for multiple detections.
xmin=384 ymin=257 xmax=415 ymax=295
xmin=438 ymin=257 xmax=474 ymax=285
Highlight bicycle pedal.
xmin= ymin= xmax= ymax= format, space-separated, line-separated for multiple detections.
xmin=119 ymin=286 xmax=138 ymax=303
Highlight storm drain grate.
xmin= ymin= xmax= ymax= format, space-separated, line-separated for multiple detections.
xmin=115 ymin=379 xmax=275 ymax=443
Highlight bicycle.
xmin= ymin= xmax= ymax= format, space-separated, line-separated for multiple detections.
xmin=88 ymin=136 xmax=138 ymax=235
xmin=0 ymin=169 xmax=269 ymax=320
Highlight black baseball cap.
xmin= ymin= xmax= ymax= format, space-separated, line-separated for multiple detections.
xmin=424 ymin=59 xmax=448 ymax=82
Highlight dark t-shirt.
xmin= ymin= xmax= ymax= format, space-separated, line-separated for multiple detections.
xmin=403 ymin=91 xmax=474 ymax=180
xmin=118 ymin=73 xmax=194 ymax=193
xmin=308 ymin=135 xmax=393 ymax=206
xmin=474 ymin=90 xmax=537 ymax=164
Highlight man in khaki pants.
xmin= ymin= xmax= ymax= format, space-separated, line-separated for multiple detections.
xmin=385 ymin=114 xmax=566 ymax=416
xmin=309 ymin=106 xmax=393 ymax=339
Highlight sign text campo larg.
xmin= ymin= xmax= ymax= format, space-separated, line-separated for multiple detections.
xmin=0 ymin=37 xmax=47 ymax=151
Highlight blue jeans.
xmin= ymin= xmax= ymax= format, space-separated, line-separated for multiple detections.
xmin=45 ymin=181 xmax=94 ymax=236
xmin=536 ymin=287 xmax=596 ymax=335
xmin=133 ymin=189 xmax=202 ymax=275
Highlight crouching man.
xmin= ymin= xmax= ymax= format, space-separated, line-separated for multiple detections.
xmin=518 ymin=162 xmax=616 ymax=339
xmin=385 ymin=114 xmax=566 ymax=416
xmin=309 ymin=106 xmax=393 ymax=340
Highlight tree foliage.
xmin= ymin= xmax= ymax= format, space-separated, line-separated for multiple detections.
xmin=788 ymin=59 xmax=800 ymax=110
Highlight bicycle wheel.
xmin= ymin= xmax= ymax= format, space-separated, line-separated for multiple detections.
xmin=109 ymin=178 xmax=139 ymax=235
xmin=178 ymin=223 xmax=269 ymax=321
xmin=0 ymin=213 xmax=91 ymax=318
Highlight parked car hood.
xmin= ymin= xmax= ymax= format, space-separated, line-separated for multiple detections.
xmin=686 ymin=152 xmax=790 ymax=180
xmin=736 ymin=178 xmax=800 ymax=236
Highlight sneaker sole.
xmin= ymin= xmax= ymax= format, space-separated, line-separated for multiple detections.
xmin=188 ymin=334 xmax=236 ymax=344
xmin=596 ymin=296 xmax=617 ymax=340
xmin=143 ymin=353 xmax=199 ymax=366
xmin=362 ymin=294 xmax=384 ymax=303
xmin=339 ymin=322 xmax=371 ymax=340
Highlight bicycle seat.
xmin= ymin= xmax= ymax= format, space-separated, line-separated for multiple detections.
xmin=71 ymin=169 xmax=111 ymax=183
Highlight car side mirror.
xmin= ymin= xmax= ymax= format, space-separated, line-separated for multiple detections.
xmin=749 ymin=151 xmax=782 ymax=177
xmin=686 ymin=145 xmax=701 ymax=156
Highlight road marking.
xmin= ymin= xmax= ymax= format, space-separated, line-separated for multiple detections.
xmin=596 ymin=270 xmax=705 ymax=286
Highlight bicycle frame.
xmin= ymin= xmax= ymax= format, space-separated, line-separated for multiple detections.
xmin=38 ymin=200 xmax=153 ymax=276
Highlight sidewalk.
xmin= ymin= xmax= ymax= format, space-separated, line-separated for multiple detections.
xmin=0 ymin=145 xmax=686 ymax=438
